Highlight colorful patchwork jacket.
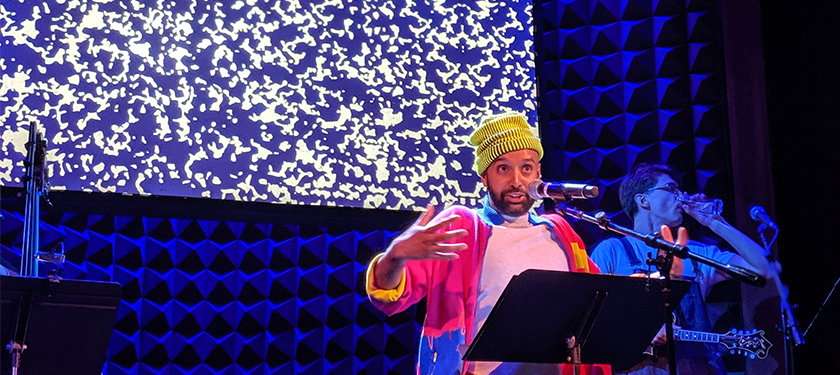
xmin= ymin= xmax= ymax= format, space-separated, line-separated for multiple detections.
xmin=366 ymin=201 xmax=601 ymax=374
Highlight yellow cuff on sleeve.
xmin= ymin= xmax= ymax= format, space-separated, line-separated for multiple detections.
xmin=365 ymin=253 xmax=406 ymax=303
xmin=571 ymin=242 xmax=590 ymax=273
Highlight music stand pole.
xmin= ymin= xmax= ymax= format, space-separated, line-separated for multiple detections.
xmin=5 ymin=341 xmax=26 ymax=375
xmin=648 ymin=243 xmax=679 ymax=375
xmin=605 ymin=216 xmax=680 ymax=375
xmin=562 ymin=290 xmax=607 ymax=375
xmin=6 ymin=292 xmax=33 ymax=375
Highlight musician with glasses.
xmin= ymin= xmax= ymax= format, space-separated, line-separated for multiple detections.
xmin=590 ymin=162 xmax=771 ymax=375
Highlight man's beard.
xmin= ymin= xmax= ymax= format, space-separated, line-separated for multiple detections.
xmin=488 ymin=185 xmax=535 ymax=217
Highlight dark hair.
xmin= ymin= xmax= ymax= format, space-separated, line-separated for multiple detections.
xmin=619 ymin=163 xmax=678 ymax=219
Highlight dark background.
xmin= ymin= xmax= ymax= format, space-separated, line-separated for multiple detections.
xmin=762 ymin=1 xmax=840 ymax=373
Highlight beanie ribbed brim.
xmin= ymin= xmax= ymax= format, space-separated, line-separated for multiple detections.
xmin=469 ymin=112 xmax=543 ymax=175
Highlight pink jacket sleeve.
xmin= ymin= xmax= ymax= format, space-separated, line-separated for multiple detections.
xmin=366 ymin=206 xmax=478 ymax=316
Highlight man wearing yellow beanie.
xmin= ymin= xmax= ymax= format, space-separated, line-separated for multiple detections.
xmin=469 ymin=111 xmax=545 ymax=217
xmin=365 ymin=112 xmax=604 ymax=375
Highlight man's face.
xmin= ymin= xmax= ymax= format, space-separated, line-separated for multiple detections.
xmin=643 ymin=174 xmax=684 ymax=227
xmin=481 ymin=149 xmax=541 ymax=217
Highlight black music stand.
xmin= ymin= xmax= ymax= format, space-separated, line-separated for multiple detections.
xmin=0 ymin=275 xmax=122 ymax=375
xmin=464 ymin=270 xmax=691 ymax=372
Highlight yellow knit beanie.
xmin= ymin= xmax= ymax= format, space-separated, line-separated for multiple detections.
xmin=468 ymin=112 xmax=544 ymax=175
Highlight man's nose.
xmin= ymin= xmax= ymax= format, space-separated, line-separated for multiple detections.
xmin=511 ymin=170 xmax=525 ymax=187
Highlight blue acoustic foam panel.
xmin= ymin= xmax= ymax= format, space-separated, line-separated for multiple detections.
xmin=0 ymin=207 xmax=423 ymax=374
xmin=535 ymin=0 xmax=735 ymax=248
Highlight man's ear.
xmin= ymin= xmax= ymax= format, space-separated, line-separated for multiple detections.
xmin=480 ymin=172 xmax=488 ymax=187
xmin=634 ymin=193 xmax=649 ymax=211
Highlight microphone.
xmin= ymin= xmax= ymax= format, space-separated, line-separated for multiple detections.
xmin=750 ymin=206 xmax=778 ymax=230
xmin=528 ymin=179 xmax=599 ymax=202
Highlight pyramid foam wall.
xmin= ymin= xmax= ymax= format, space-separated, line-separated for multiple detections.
xmin=535 ymin=0 xmax=734 ymax=247
xmin=0 ymin=207 xmax=425 ymax=374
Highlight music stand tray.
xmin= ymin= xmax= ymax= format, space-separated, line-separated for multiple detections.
xmin=464 ymin=270 xmax=691 ymax=372
xmin=1 ymin=275 xmax=122 ymax=375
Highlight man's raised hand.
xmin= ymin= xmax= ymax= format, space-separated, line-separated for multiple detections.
xmin=659 ymin=225 xmax=686 ymax=278
xmin=387 ymin=204 xmax=469 ymax=261
xmin=372 ymin=205 xmax=469 ymax=290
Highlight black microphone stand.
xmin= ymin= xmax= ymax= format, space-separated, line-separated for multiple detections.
xmin=553 ymin=204 xmax=767 ymax=375
xmin=758 ymin=221 xmax=804 ymax=375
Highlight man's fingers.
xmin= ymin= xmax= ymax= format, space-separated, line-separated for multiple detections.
xmin=438 ymin=229 xmax=469 ymax=241
xmin=426 ymin=214 xmax=462 ymax=232
xmin=431 ymin=252 xmax=460 ymax=260
xmin=416 ymin=204 xmax=436 ymax=227
xmin=659 ymin=225 xmax=689 ymax=246
xmin=676 ymin=227 xmax=689 ymax=247
xmin=660 ymin=225 xmax=674 ymax=243
xmin=419 ymin=244 xmax=466 ymax=261
xmin=433 ymin=242 xmax=468 ymax=252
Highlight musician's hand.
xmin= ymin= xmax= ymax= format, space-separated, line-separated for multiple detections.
xmin=681 ymin=193 xmax=724 ymax=227
xmin=659 ymin=225 xmax=686 ymax=278
xmin=659 ymin=225 xmax=688 ymax=247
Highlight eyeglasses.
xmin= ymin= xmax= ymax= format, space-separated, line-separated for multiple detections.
xmin=645 ymin=182 xmax=681 ymax=196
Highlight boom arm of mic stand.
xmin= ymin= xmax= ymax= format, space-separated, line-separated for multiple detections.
xmin=685 ymin=252 xmax=767 ymax=287
xmin=556 ymin=204 xmax=767 ymax=287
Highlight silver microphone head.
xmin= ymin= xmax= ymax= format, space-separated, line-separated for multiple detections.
xmin=527 ymin=179 xmax=546 ymax=200
xmin=527 ymin=179 xmax=599 ymax=200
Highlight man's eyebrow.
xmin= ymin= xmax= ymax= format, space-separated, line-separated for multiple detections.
xmin=492 ymin=155 xmax=538 ymax=164
xmin=518 ymin=156 xmax=538 ymax=164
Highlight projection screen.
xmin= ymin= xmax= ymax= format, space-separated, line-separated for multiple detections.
xmin=0 ymin=0 xmax=537 ymax=211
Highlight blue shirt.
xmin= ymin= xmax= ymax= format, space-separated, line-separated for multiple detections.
xmin=590 ymin=236 xmax=735 ymax=299
xmin=590 ymin=236 xmax=733 ymax=374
